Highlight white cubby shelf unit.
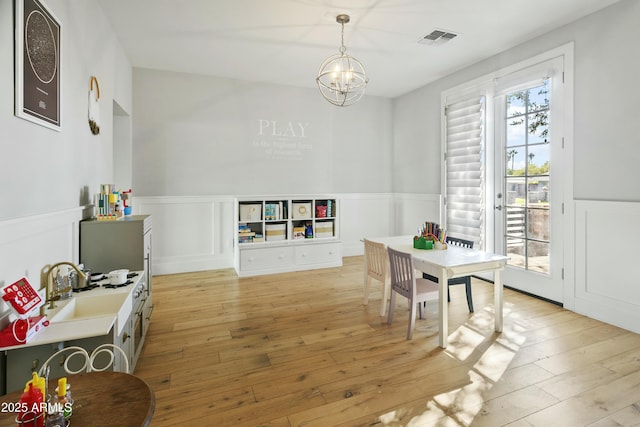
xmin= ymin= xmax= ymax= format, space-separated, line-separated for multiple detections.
xmin=234 ymin=196 xmax=342 ymax=276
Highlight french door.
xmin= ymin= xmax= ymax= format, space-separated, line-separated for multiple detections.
xmin=493 ymin=57 xmax=565 ymax=302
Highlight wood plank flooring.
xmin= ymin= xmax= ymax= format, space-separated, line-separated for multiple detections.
xmin=134 ymin=257 xmax=640 ymax=426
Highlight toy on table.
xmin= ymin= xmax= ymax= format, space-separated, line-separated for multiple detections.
xmin=413 ymin=221 xmax=447 ymax=250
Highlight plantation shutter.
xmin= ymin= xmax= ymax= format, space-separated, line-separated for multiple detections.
xmin=444 ymin=95 xmax=485 ymax=249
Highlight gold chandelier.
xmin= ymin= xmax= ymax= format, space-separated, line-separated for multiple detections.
xmin=316 ymin=14 xmax=369 ymax=107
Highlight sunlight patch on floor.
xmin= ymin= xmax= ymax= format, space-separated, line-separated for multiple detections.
xmin=377 ymin=306 xmax=525 ymax=426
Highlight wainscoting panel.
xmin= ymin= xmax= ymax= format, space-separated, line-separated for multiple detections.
xmin=575 ymin=200 xmax=640 ymax=333
xmin=339 ymin=194 xmax=394 ymax=257
xmin=135 ymin=196 xmax=235 ymax=275
xmin=0 ymin=208 xmax=83 ymax=321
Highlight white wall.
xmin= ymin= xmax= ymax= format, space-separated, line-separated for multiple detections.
xmin=0 ymin=0 xmax=132 ymax=222
xmin=131 ymin=68 xmax=393 ymax=197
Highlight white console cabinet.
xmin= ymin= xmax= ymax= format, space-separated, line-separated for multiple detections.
xmin=234 ymin=196 xmax=342 ymax=276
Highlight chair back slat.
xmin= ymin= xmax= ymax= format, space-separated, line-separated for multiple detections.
xmin=387 ymin=247 xmax=415 ymax=299
xmin=364 ymin=239 xmax=387 ymax=282
xmin=446 ymin=236 xmax=474 ymax=249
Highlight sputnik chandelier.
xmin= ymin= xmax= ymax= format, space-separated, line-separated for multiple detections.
xmin=316 ymin=14 xmax=369 ymax=107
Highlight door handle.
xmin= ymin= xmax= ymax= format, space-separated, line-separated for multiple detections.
xmin=495 ymin=205 xmax=503 ymax=211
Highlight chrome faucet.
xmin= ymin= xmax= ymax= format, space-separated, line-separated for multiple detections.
xmin=40 ymin=262 xmax=86 ymax=315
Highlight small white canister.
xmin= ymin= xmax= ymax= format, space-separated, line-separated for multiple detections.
xmin=108 ymin=269 xmax=129 ymax=285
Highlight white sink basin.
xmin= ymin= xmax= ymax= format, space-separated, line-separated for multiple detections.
xmin=48 ymin=293 xmax=133 ymax=336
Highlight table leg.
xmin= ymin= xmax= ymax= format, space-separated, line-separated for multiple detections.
xmin=438 ymin=267 xmax=448 ymax=348
xmin=363 ymin=256 xmax=368 ymax=302
xmin=494 ymin=267 xmax=504 ymax=332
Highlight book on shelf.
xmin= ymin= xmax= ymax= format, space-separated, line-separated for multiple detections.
xmin=293 ymin=226 xmax=305 ymax=239
xmin=238 ymin=223 xmax=258 ymax=243
xmin=265 ymin=202 xmax=284 ymax=220
xmin=238 ymin=228 xmax=264 ymax=243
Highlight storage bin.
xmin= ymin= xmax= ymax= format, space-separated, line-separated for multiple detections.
xmin=265 ymin=223 xmax=286 ymax=241
xmin=239 ymin=204 xmax=262 ymax=221
xmin=315 ymin=222 xmax=334 ymax=238
xmin=292 ymin=202 xmax=312 ymax=219
xmin=315 ymin=205 xmax=327 ymax=218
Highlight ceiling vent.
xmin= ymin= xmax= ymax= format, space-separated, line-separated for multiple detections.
xmin=419 ymin=29 xmax=459 ymax=46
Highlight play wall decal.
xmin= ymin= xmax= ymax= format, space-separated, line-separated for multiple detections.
xmin=253 ymin=119 xmax=312 ymax=161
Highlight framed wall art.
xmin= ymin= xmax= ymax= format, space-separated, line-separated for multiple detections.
xmin=15 ymin=0 xmax=61 ymax=130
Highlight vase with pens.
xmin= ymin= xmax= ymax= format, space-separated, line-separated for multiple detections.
xmin=413 ymin=221 xmax=447 ymax=250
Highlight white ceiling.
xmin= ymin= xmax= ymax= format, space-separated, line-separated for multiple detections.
xmin=97 ymin=0 xmax=621 ymax=98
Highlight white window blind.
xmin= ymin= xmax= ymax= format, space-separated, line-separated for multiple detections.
xmin=445 ymin=95 xmax=485 ymax=248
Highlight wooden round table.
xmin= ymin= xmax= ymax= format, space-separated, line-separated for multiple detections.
xmin=0 ymin=371 xmax=155 ymax=426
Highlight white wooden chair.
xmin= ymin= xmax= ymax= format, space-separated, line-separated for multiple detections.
xmin=387 ymin=246 xmax=439 ymax=339
xmin=363 ymin=238 xmax=391 ymax=316
xmin=38 ymin=344 xmax=129 ymax=377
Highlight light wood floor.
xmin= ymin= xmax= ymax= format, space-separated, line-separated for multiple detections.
xmin=135 ymin=256 xmax=640 ymax=426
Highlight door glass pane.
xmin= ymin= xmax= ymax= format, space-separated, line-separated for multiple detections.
xmin=528 ymin=112 xmax=549 ymax=143
xmin=527 ymin=82 xmax=549 ymax=111
xmin=506 ymin=148 xmax=526 ymax=176
xmin=505 ymin=178 xmax=525 ymax=206
xmin=527 ymin=179 xmax=549 ymax=205
xmin=507 ymin=237 xmax=526 ymax=268
xmin=503 ymin=79 xmax=550 ymax=274
xmin=507 ymin=92 xmax=526 ymax=117
xmin=527 ymin=240 xmax=549 ymax=274
xmin=527 ymin=208 xmax=548 ymax=240
xmin=506 ymin=117 xmax=526 ymax=147
xmin=527 ymin=144 xmax=550 ymax=174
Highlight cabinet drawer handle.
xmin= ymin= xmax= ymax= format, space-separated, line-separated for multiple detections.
xmin=122 ymin=332 xmax=130 ymax=343
xmin=145 ymin=305 xmax=154 ymax=320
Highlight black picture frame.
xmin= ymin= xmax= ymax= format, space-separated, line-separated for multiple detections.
xmin=15 ymin=0 xmax=61 ymax=130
